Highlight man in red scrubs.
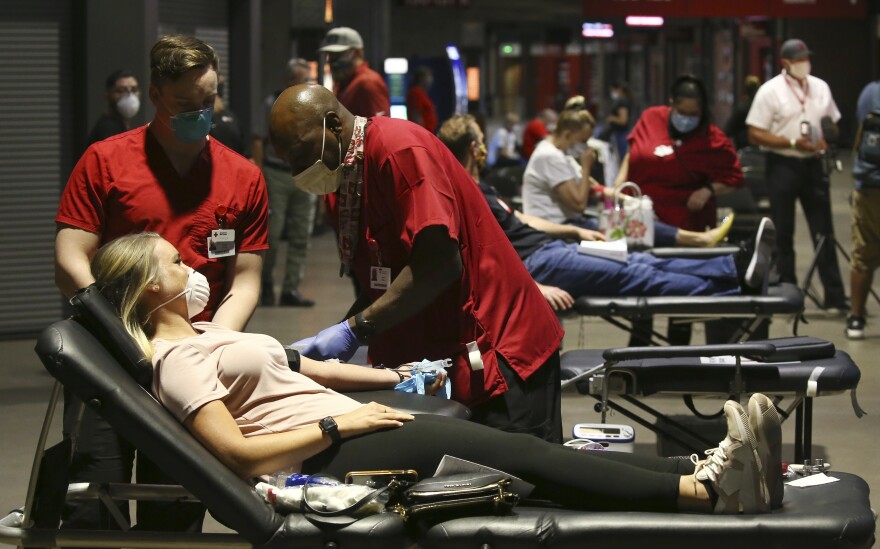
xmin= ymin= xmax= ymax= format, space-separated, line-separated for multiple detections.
xmin=319 ymin=27 xmax=390 ymax=118
xmin=57 ymin=36 xmax=268 ymax=326
xmin=270 ymin=84 xmax=564 ymax=442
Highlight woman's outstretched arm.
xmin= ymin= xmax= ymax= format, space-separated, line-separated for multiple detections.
xmin=300 ymin=357 xmax=447 ymax=394
xmin=300 ymin=357 xmax=403 ymax=391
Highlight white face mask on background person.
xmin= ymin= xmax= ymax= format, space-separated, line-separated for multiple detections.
xmin=292 ymin=115 xmax=343 ymax=195
xmin=148 ymin=266 xmax=210 ymax=319
xmin=786 ymin=60 xmax=811 ymax=80
xmin=116 ymin=93 xmax=140 ymax=119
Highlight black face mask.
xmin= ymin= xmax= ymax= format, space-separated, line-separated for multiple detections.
xmin=330 ymin=56 xmax=355 ymax=76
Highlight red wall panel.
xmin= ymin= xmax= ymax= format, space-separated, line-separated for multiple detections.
xmin=581 ymin=0 xmax=866 ymax=18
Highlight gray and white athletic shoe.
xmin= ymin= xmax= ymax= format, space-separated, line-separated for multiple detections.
xmin=693 ymin=400 xmax=769 ymax=514
xmin=749 ymin=393 xmax=783 ymax=509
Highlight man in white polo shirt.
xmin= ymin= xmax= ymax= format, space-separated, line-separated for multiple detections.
xmin=746 ymin=38 xmax=848 ymax=312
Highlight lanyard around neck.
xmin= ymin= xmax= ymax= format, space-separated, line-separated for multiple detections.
xmin=784 ymin=73 xmax=809 ymax=112
xmin=336 ymin=116 xmax=368 ymax=276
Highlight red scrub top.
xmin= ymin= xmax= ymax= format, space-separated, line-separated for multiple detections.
xmin=522 ymin=118 xmax=550 ymax=158
xmin=406 ymin=85 xmax=438 ymax=133
xmin=627 ymin=106 xmax=742 ymax=231
xmin=335 ymin=62 xmax=391 ymax=118
xmin=56 ymin=126 xmax=269 ymax=321
xmin=327 ymin=117 xmax=563 ymax=408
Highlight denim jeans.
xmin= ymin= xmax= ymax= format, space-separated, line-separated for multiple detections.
xmin=524 ymin=241 xmax=740 ymax=298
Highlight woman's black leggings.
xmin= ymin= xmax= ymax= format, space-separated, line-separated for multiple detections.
xmin=303 ymin=415 xmax=694 ymax=512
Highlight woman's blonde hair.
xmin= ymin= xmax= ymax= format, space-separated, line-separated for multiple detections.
xmin=90 ymin=232 xmax=163 ymax=359
xmin=554 ymin=107 xmax=595 ymax=136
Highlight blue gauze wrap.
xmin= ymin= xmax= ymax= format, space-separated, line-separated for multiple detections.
xmin=394 ymin=358 xmax=452 ymax=399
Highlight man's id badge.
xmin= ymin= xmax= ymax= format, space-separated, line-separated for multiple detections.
xmin=207 ymin=229 xmax=236 ymax=258
xmin=370 ymin=266 xmax=391 ymax=290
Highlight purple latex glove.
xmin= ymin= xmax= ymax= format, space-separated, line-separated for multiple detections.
xmin=294 ymin=320 xmax=359 ymax=362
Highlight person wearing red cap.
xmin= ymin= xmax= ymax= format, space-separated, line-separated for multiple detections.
xmin=319 ymin=26 xmax=390 ymax=119
xmin=746 ymin=38 xmax=848 ymax=312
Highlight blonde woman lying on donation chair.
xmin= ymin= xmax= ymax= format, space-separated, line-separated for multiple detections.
xmin=90 ymin=232 xmax=784 ymax=513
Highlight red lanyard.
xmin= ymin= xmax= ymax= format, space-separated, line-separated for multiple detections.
xmin=784 ymin=74 xmax=809 ymax=112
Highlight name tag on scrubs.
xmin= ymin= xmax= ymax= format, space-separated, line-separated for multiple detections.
xmin=653 ymin=144 xmax=674 ymax=158
xmin=207 ymin=229 xmax=236 ymax=258
xmin=370 ymin=266 xmax=391 ymax=290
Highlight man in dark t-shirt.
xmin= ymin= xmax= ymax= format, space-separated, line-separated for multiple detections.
xmin=86 ymin=69 xmax=141 ymax=148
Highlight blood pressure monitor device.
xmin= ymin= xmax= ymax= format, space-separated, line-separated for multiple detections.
xmin=571 ymin=423 xmax=635 ymax=453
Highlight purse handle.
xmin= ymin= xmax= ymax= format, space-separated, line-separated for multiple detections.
xmin=613 ymin=181 xmax=643 ymax=211
xmin=301 ymin=474 xmax=396 ymax=518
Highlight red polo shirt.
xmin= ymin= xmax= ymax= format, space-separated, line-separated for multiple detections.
xmin=56 ymin=127 xmax=269 ymax=321
xmin=335 ymin=62 xmax=391 ymax=118
xmin=522 ymin=118 xmax=549 ymax=158
xmin=406 ymin=85 xmax=437 ymax=133
xmin=327 ymin=117 xmax=562 ymax=408
xmin=627 ymin=106 xmax=742 ymax=231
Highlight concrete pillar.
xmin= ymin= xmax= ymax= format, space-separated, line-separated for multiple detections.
xmin=229 ymin=0 xmax=261 ymax=139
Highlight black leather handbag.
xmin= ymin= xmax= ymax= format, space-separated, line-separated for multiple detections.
xmin=395 ymin=472 xmax=520 ymax=520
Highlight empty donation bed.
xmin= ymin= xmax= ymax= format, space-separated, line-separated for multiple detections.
xmin=1 ymin=288 xmax=874 ymax=548
xmin=561 ymin=337 xmax=864 ymax=463
xmin=572 ymin=281 xmax=805 ymax=345
xmin=572 ymin=246 xmax=805 ymax=345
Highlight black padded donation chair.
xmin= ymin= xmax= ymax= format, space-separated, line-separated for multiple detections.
xmin=0 ymin=286 xmax=874 ymax=548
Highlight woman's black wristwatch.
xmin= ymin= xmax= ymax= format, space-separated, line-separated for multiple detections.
xmin=319 ymin=416 xmax=341 ymax=444
xmin=352 ymin=312 xmax=377 ymax=344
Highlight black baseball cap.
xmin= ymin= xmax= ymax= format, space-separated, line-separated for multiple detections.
xmin=780 ymin=39 xmax=812 ymax=61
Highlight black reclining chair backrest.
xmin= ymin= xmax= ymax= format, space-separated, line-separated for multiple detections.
xmin=34 ymin=300 xmax=284 ymax=546
xmin=69 ymin=285 xmax=154 ymax=388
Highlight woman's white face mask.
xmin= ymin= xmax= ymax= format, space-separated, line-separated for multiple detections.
xmin=292 ymin=115 xmax=343 ymax=195
xmin=148 ymin=265 xmax=210 ymax=319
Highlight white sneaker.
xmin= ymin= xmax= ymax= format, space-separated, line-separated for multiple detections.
xmin=846 ymin=316 xmax=866 ymax=340
xmin=749 ymin=393 xmax=783 ymax=509
xmin=692 ymin=400 xmax=769 ymax=514
xmin=744 ymin=218 xmax=776 ymax=291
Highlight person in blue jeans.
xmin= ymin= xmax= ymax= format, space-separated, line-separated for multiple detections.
xmin=494 ymin=185 xmax=771 ymax=299
xmin=438 ymin=114 xmax=774 ymax=305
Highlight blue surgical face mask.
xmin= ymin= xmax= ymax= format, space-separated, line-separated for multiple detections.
xmin=170 ymin=105 xmax=214 ymax=143
xmin=670 ymin=110 xmax=700 ymax=134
